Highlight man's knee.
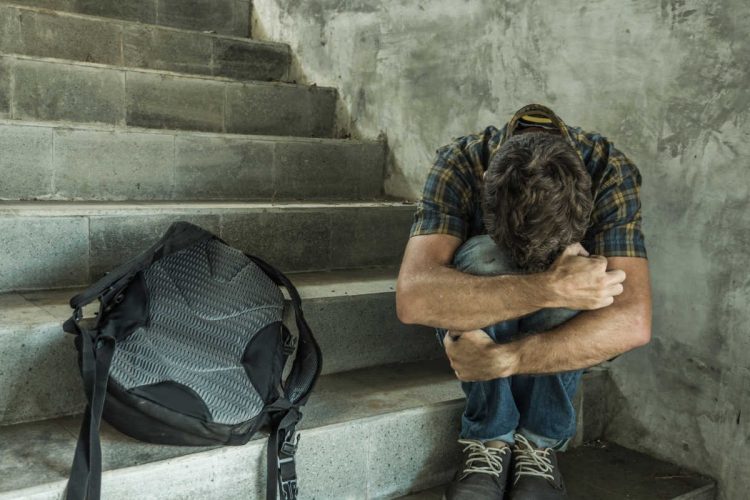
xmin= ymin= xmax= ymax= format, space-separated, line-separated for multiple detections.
xmin=453 ymin=235 xmax=580 ymax=334
xmin=453 ymin=235 xmax=521 ymax=276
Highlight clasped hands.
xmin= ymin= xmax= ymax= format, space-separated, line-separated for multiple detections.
xmin=444 ymin=330 xmax=519 ymax=382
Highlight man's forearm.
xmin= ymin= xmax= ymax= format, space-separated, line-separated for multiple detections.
xmin=508 ymin=257 xmax=652 ymax=375
xmin=397 ymin=264 xmax=549 ymax=331
xmin=508 ymin=299 xmax=651 ymax=375
xmin=444 ymin=256 xmax=651 ymax=382
xmin=398 ymin=235 xmax=625 ymax=333
xmin=446 ymin=302 xmax=650 ymax=381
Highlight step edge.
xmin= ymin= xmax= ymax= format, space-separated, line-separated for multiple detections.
xmin=0 ymin=2 xmax=292 ymax=50
xmin=0 ymin=396 xmax=464 ymax=499
xmin=0 ymin=53 xmax=335 ymax=91
xmin=671 ymin=483 xmax=716 ymax=500
xmin=0 ymin=117 xmax=384 ymax=146
xmin=0 ymin=269 xmax=402 ymax=323
xmin=1 ymin=267 xmax=402 ymax=298
xmin=0 ymin=200 xmax=416 ymax=214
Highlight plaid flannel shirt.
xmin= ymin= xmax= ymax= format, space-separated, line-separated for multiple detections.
xmin=410 ymin=104 xmax=647 ymax=258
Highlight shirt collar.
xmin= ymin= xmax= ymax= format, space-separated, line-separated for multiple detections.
xmin=501 ymin=104 xmax=581 ymax=159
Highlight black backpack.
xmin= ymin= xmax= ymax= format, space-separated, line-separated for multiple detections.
xmin=62 ymin=221 xmax=322 ymax=500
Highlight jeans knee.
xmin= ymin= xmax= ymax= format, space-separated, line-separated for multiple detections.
xmin=520 ymin=307 xmax=580 ymax=333
xmin=453 ymin=235 xmax=520 ymax=276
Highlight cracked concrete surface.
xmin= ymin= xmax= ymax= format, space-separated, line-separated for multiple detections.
xmin=251 ymin=1 xmax=750 ymax=498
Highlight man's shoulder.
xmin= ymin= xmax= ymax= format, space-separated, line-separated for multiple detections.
xmin=568 ymin=125 xmax=614 ymax=160
xmin=568 ymin=125 xmax=642 ymax=188
xmin=434 ymin=125 xmax=505 ymax=173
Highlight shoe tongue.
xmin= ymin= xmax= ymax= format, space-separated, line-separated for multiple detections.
xmin=484 ymin=440 xmax=509 ymax=450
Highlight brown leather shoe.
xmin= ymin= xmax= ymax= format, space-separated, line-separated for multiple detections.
xmin=444 ymin=439 xmax=511 ymax=500
xmin=508 ymin=434 xmax=567 ymax=499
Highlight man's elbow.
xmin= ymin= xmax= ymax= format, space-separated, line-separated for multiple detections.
xmin=395 ymin=280 xmax=423 ymax=325
xmin=396 ymin=298 xmax=416 ymax=325
xmin=626 ymin=311 xmax=652 ymax=349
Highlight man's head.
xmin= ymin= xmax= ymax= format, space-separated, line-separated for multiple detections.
xmin=482 ymin=132 xmax=593 ymax=272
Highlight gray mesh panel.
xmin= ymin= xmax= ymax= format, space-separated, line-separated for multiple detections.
xmin=109 ymin=239 xmax=284 ymax=425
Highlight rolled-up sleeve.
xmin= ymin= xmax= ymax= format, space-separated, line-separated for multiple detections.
xmin=409 ymin=146 xmax=472 ymax=241
xmin=585 ymin=145 xmax=647 ymax=258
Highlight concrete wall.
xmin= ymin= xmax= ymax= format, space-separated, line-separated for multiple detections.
xmin=252 ymin=1 xmax=749 ymax=498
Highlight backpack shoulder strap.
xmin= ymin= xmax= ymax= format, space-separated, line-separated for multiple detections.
xmin=246 ymin=254 xmax=322 ymax=500
xmin=65 ymin=308 xmax=115 ymax=500
xmin=246 ymin=254 xmax=322 ymax=406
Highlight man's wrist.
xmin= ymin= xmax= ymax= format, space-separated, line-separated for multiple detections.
xmin=491 ymin=340 xmax=522 ymax=378
xmin=524 ymin=271 xmax=559 ymax=309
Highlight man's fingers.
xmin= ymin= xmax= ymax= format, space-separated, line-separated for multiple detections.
xmin=604 ymin=269 xmax=627 ymax=284
xmin=562 ymin=242 xmax=589 ymax=257
xmin=444 ymin=333 xmax=456 ymax=348
xmin=597 ymin=295 xmax=615 ymax=308
xmin=460 ymin=329 xmax=492 ymax=340
xmin=607 ymin=282 xmax=625 ymax=297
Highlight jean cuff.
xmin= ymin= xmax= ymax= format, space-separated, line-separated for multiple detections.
xmin=460 ymin=428 xmax=517 ymax=445
xmin=517 ymin=427 xmax=571 ymax=451
xmin=486 ymin=429 xmax=517 ymax=446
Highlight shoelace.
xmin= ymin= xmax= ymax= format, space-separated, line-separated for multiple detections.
xmin=457 ymin=439 xmax=509 ymax=479
xmin=512 ymin=434 xmax=555 ymax=484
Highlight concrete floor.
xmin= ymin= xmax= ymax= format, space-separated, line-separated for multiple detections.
xmin=400 ymin=441 xmax=715 ymax=500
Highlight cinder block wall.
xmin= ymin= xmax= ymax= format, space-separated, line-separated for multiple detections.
xmin=250 ymin=1 xmax=750 ymax=499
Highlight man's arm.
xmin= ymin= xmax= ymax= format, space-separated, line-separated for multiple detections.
xmin=444 ymin=256 xmax=651 ymax=380
xmin=396 ymin=234 xmax=548 ymax=330
xmin=396 ymin=233 xmax=627 ymax=331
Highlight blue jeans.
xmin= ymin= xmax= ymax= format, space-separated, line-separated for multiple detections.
xmin=437 ymin=235 xmax=582 ymax=450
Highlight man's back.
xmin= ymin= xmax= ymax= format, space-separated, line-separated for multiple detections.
xmin=410 ymin=104 xmax=646 ymax=259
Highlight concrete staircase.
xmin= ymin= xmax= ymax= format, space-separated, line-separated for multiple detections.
xmin=0 ymin=2 xmax=716 ymax=499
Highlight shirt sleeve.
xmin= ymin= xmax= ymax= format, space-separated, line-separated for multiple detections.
xmin=409 ymin=145 xmax=473 ymax=240
xmin=585 ymin=144 xmax=647 ymax=258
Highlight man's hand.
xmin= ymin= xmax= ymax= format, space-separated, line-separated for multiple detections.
xmin=544 ymin=243 xmax=626 ymax=310
xmin=444 ymin=330 xmax=518 ymax=381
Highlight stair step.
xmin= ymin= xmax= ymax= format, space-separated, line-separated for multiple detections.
xmin=0 ymin=0 xmax=251 ymax=37
xmin=0 ymin=120 xmax=385 ymax=201
xmin=0 ymin=54 xmax=336 ymax=136
xmin=0 ymin=4 xmax=290 ymax=81
xmin=401 ymin=442 xmax=716 ymax=500
xmin=0 ymin=268 xmax=442 ymax=425
xmin=0 ymin=362 xmax=615 ymax=499
xmin=0 ymin=201 xmax=415 ymax=292
xmin=0 ymin=360 xmax=463 ymax=499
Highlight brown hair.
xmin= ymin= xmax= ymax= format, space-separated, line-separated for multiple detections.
xmin=482 ymin=132 xmax=593 ymax=272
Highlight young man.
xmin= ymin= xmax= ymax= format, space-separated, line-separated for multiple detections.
xmin=396 ymin=104 xmax=652 ymax=499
